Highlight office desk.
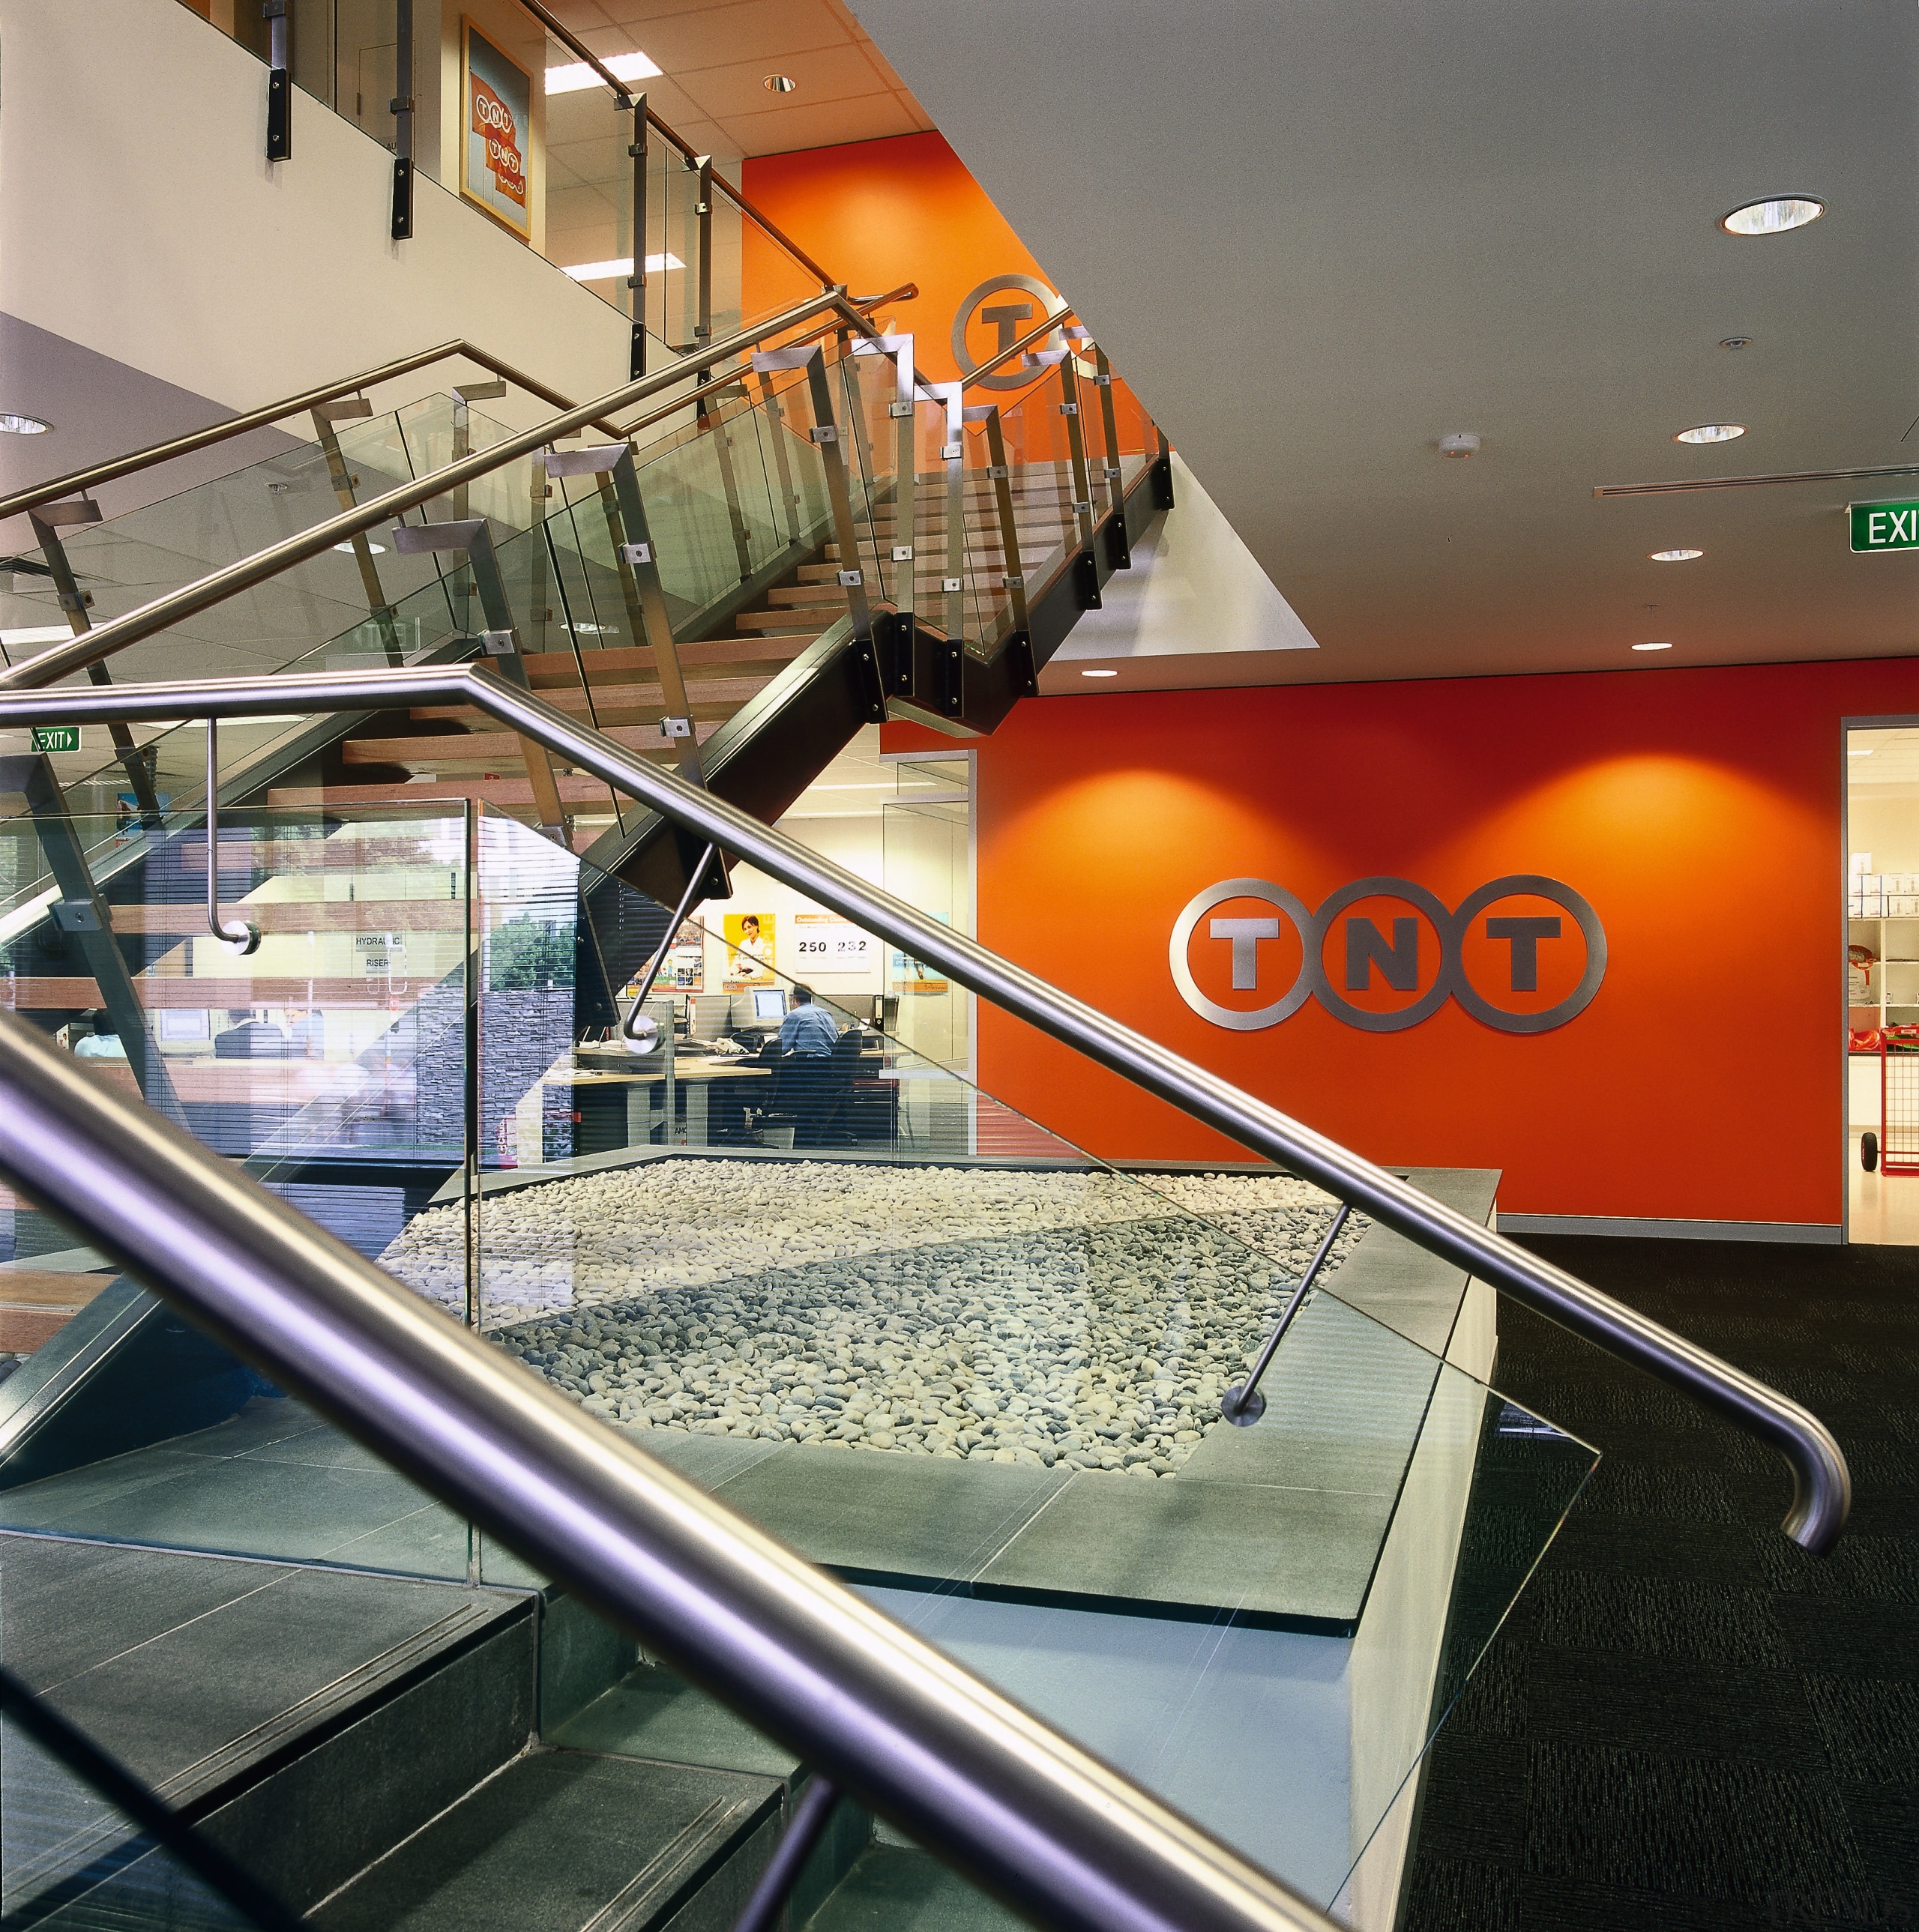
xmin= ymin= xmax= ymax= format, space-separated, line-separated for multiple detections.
xmin=546 ymin=1048 xmax=903 ymax=1153
xmin=546 ymin=1055 xmax=772 ymax=1153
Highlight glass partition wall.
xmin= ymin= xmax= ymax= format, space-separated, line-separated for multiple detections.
xmin=0 ymin=794 xmax=1594 ymax=1927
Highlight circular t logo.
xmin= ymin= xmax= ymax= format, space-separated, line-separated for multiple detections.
xmin=951 ymin=274 xmax=1071 ymax=391
xmin=1169 ymin=875 xmax=1606 ymax=1034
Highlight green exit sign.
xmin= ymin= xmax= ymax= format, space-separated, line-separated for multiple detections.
xmin=1851 ymin=501 xmax=1919 ymax=551
xmin=30 ymin=726 xmax=79 ymax=753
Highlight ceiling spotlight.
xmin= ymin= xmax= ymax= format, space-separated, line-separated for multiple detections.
xmin=1632 ymin=641 xmax=1674 ymax=652
xmin=334 ymin=540 xmax=387 ymax=555
xmin=1718 ymin=336 xmax=1753 ymax=351
xmin=1650 ymin=549 xmax=1704 ymax=562
xmin=1850 ymin=746 xmax=1876 ymax=757
xmin=1675 ymin=423 xmax=1746 ymax=444
xmin=0 ymin=413 xmax=51 ymax=435
xmin=1720 ymin=197 xmax=1825 ymax=237
xmin=1080 ymin=668 xmax=1118 ymax=678
xmin=763 ymin=73 xmax=798 ymax=92
xmin=1438 ymin=432 xmax=1480 ymax=459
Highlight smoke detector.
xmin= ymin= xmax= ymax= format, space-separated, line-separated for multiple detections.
xmin=1438 ymin=432 xmax=1481 ymax=459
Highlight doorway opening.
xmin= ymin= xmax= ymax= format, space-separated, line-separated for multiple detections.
xmin=1844 ymin=721 xmax=1919 ymax=1243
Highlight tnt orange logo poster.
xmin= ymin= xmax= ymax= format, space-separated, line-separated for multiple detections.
xmin=460 ymin=20 xmax=531 ymax=239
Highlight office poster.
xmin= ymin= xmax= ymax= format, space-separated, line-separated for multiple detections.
xmin=460 ymin=19 xmax=531 ymax=239
xmin=892 ymin=911 xmax=951 ymax=995
xmin=625 ymin=920 xmax=704 ymax=995
xmin=723 ymin=913 xmax=776 ymax=988
xmin=792 ymin=912 xmax=875 ymax=973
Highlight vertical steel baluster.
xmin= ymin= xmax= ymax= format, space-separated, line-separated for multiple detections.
xmin=311 ymin=398 xmax=405 ymax=665
xmin=264 ymin=0 xmax=291 ymax=160
xmin=28 ymin=505 xmax=161 ymax=821
xmin=390 ymin=0 xmax=414 ymax=239
xmin=627 ymin=95 xmax=648 ymax=380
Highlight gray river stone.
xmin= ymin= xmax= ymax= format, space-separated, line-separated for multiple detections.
xmin=376 ymin=1163 xmax=1365 ymax=1477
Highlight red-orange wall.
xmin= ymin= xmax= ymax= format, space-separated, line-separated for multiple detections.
xmin=891 ymin=658 xmax=1919 ymax=1228
xmin=743 ymin=133 xmax=1056 ymax=387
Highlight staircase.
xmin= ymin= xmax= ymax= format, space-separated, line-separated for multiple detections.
xmin=0 ymin=1402 xmax=1001 ymax=1932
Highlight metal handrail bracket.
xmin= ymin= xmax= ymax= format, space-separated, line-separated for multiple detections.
xmin=0 ymin=662 xmax=1851 ymax=1556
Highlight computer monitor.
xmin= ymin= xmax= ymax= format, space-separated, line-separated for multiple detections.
xmin=752 ymin=988 xmax=787 ymax=1022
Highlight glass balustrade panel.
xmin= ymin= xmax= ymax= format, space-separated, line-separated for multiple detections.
xmin=0 ymin=801 xmax=497 ymax=1585
xmin=340 ymin=809 xmax=1604 ymax=1916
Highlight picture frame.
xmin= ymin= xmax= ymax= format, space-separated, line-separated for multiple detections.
xmin=460 ymin=18 xmax=532 ymax=241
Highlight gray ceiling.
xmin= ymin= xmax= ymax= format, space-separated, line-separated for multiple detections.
xmin=849 ymin=0 xmax=1919 ymax=683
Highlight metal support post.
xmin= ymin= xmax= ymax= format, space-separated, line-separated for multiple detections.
xmin=202 ymin=719 xmax=261 ymax=956
xmin=698 ymin=383 xmax=756 ymax=585
xmin=729 ymin=1776 xmax=842 ymax=1932
xmin=970 ymin=405 xmax=1030 ymax=645
xmin=264 ymin=0 xmax=291 ymax=161
xmin=754 ymin=369 xmax=805 ymax=550
xmin=28 ymin=507 xmax=162 ymax=822
xmin=1052 ymin=351 xmax=1102 ymax=611
xmin=627 ymin=95 xmax=648 ymax=381
xmin=310 ymin=399 xmax=403 ymax=665
xmin=1091 ymin=345 xmax=1133 ymax=571
xmin=693 ymin=157 xmax=714 ymax=356
xmin=834 ymin=335 xmax=879 ymax=524
xmin=462 ymin=795 xmax=484 ymax=1583
xmin=390 ymin=0 xmax=414 ymax=239
xmin=930 ymin=383 xmax=966 ymax=656
xmin=388 ymin=519 xmax=570 ymax=843
xmin=621 ymin=846 xmax=714 ymax=1054
xmin=1152 ymin=426 xmax=1175 ymax=510
xmin=1220 ymin=1206 xmax=1353 ymax=1425
xmin=855 ymin=334 xmax=919 ymax=698
xmin=1 ymin=756 xmax=182 ymax=1125
xmin=753 ymin=346 xmax=885 ymax=725
xmin=603 ymin=446 xmax=732 ymax=896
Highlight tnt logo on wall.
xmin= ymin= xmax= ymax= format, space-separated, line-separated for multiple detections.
xmin=1169 ymin=875 xmax=1606 ymax=1034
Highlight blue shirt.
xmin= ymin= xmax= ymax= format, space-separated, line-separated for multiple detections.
xmin=778 ymin=1004 xmax=840 ymax=1056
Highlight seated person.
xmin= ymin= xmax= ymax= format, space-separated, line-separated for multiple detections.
xmin=777 ymin=985 xmax=840 ymax=1058
xmin=214 ymin=1008 xmax=290 ymax=1058
xmin=71 ymin=1009 xmax=127 ymax=1059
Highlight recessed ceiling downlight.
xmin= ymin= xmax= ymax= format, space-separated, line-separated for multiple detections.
xmin=763 ymin=74 xmax=798 ymax=92
xmin=1675 ymin=423 xmax=1746 ymax=444
xmin=1081 ymin=668 xmax=1118 ymax=678
xmin=0 ymin=413 xmax=51 ymax=435
xmin=1632 ymin=641 xmax=1674 ymax=652
xmin=1650 ymin=548 xmax=1704 ymax=562
xmin=1721 ymin=197 xmax=1825 ymax=237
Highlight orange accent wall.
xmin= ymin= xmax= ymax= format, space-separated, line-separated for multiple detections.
xmin=743 ymin=133 xmax=1056 ymax=386
xmin=889 ymin=658 xmax=1919 ymax=1227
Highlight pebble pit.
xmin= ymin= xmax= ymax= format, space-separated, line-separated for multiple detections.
xmin=376 ymin=1162 xmax=1365 ymax=1477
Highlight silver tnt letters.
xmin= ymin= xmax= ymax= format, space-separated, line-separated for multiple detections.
xmin=1209 ymin=916 xmax=1280 ymax=990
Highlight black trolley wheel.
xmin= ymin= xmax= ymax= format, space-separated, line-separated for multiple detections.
xmin=1862 ymin=1130 xmax=1879 ymax=1173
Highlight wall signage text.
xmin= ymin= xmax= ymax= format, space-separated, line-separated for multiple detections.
xmin=1850 ymin=501 xmax=1919 ymax=552
xmin=1169 ymin=875 xmax=1606 ymax=1035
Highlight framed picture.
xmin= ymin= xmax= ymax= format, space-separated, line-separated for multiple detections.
xmin=723 ymin=913 xmax=776 ymax=989
xmin=460 ymin=18 xmax=531 ymax=241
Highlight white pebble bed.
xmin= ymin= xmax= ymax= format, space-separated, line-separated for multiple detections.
xmin=377 ymin=1162 xmax=1364 ymax=1476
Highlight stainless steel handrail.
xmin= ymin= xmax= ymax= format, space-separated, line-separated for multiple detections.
xmin=0 ymin=1015 xmax=1335 ymax=1932
xmin=0 ymin=287 xmax=893 ymax=695
xmin=0 ymin=663 xmax=1852 ymax=1555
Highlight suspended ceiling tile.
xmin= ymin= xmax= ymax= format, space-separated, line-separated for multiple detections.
xmin=678 ymin=43 xmax=893 ymax=121
xmin=632 ymin=0 xmax=852 ymax=73
xmin=717 ymin=91 xmax=923 ymax=157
